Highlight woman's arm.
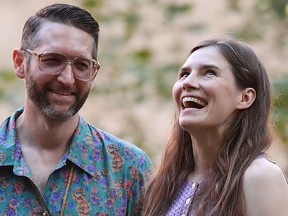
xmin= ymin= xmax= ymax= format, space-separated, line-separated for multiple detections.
xmin=243 ymin=157 xmax=288 ymax=216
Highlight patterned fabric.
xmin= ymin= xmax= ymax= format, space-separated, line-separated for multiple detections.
xmin=0 ymin=107 xmax=152 ymax=216
xmin=165 ymin=180 xmax=199 ymax=216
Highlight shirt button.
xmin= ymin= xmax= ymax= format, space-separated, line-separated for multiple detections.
xmin=192 ymin=182 xmax=196 ymax=189
xmin=185 ymin=198 xmax=191 ymax=204
xmin=42 ymin=211 xmax=49 ymax=216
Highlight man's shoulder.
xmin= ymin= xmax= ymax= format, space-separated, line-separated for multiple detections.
xmin=0 ymin=107 xmax=23 ymax=133
xmin=0 ymin=110 xmax=19 ymax=165
xmin=79 ymin=121 xmax=153 ymax=175
xmin=0 ymin=112 xmax=17 ymax=144
xmin=79 ymin=120 xmax=151 ymax=162
xmin=83 ymin=121 xmax=142 ymax=151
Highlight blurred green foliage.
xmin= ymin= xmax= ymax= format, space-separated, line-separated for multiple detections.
xmin=229 ymin=0 xmax=288 ymax=19
xmin=0 ymin=70 xmax=17 ymax=82
xmin=80 ymin=0 xmax=288 ymax=150
xmin=0 ymin=70 xmax=17 ymax=100
xmin=1 ymin=0 xmax=287 ymax=161
xmin=165 ymin=3 xmax=192 ymax=21
xmin=232 ymin=21 xmax=264 ymax=42
xmin=122 ymin=10 xmax=140 ymax=40
xmin=266 ymin=0 xmax=288 ymax=19
xmin=273 ymin=79 xmax=288 ymax=143
xmin=82 ymin=0 xmax=103 ymax=8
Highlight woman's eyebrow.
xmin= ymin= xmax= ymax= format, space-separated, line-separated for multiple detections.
xmin=178 ymin=66 xmax=191 ymax=73
xmin=199 ymin=64 xmax=220 ymax=70
xmin=179 ymin=64 xmax=219 ymax=72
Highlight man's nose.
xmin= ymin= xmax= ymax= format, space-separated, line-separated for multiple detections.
xmin=57 ymin=61 xmax=75 ymax=85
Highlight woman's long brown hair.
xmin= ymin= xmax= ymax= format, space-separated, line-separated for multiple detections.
xmin=143 ymin=38 xmax=272 ymax=216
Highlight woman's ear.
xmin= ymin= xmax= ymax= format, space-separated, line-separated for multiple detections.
xmin=236 ymin=88 xmax=256 ymax=110
xmin=13 ymin=49 xmax=25 ymax=79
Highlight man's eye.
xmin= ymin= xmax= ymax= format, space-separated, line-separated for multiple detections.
xmin=41 ymin=54 xmax=64 ymax=66
xmin=75 ymin=59 xmax=90 ymax=71
xmin=42 ymin=58 xmax=62 ymax=66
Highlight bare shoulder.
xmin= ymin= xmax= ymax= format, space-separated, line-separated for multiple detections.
xmin=243 ymin=157 xmax=288 ymax=216
xmin=244 ymin=157 xmax=287 ymax=183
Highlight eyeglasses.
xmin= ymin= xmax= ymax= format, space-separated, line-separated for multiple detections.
xmin=23 ymin=48 xmax=100 ymax=81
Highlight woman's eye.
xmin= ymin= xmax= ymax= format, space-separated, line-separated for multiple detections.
xmin=204 ymin=70 xmax=216 ymax=76
xmin=179 ymin=72 xmax=189 ymax=79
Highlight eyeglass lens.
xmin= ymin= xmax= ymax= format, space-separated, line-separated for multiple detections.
xmin=39 ymin=53 xmax=94 ymax=80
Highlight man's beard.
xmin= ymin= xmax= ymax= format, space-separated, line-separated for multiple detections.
xmin=25 ymin=75 xmax=89 ymax=121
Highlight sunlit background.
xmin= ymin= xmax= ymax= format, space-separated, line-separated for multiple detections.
xmin=1 ymin=0 xmax=288 ymax=174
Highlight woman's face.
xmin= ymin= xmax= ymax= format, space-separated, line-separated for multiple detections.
xmin=172 ymin=46 xmax=245 ymax=133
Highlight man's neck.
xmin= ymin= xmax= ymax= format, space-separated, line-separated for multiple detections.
xmin=16 ymin=109 xmax=78 ymax=150
xmin=15 ymin=109 xmax=79 ymax=193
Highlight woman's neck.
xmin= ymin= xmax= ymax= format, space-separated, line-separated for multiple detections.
xmin=189 ymin=133 xmax=222 ymax=182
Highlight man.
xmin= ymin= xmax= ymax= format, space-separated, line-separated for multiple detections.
xmin=0 ymin=3 xmax=152 ymax=216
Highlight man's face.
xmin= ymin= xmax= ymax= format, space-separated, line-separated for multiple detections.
xmin=24 ymin=22 xmax=96 ymax=121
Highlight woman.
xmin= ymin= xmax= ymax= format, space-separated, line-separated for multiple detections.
xmin=143 ymin=38 xmax=288 ymax=216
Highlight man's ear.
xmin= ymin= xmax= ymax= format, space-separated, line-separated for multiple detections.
xmin=90 ymin=64 xmax=100 ymax=86
xmin=13 ymin=49 xmax=25 ymax=79
xmin=236 ymin=88 xmax=256 ymax=110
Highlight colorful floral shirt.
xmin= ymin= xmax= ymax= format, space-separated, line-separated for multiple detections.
xmin=0 ymin=107 xmax=152 ymax=216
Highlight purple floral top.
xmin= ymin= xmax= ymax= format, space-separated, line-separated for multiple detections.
xmin=165 ymin=180 xmax=200 ymax=216
xmin=0 ymin=107 xmax=152 ymax=216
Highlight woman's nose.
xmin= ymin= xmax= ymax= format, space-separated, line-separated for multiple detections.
xmin=182 ymin=73 xmax=200 ymax=90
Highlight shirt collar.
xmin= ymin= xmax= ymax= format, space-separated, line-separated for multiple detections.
xmin=0 ymin=107 xmax=101 ymax=177
xmin=0 ymin=107 xmax=22 ymax=166
xmin=67 ymin=116 xmax=102 ymax=177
